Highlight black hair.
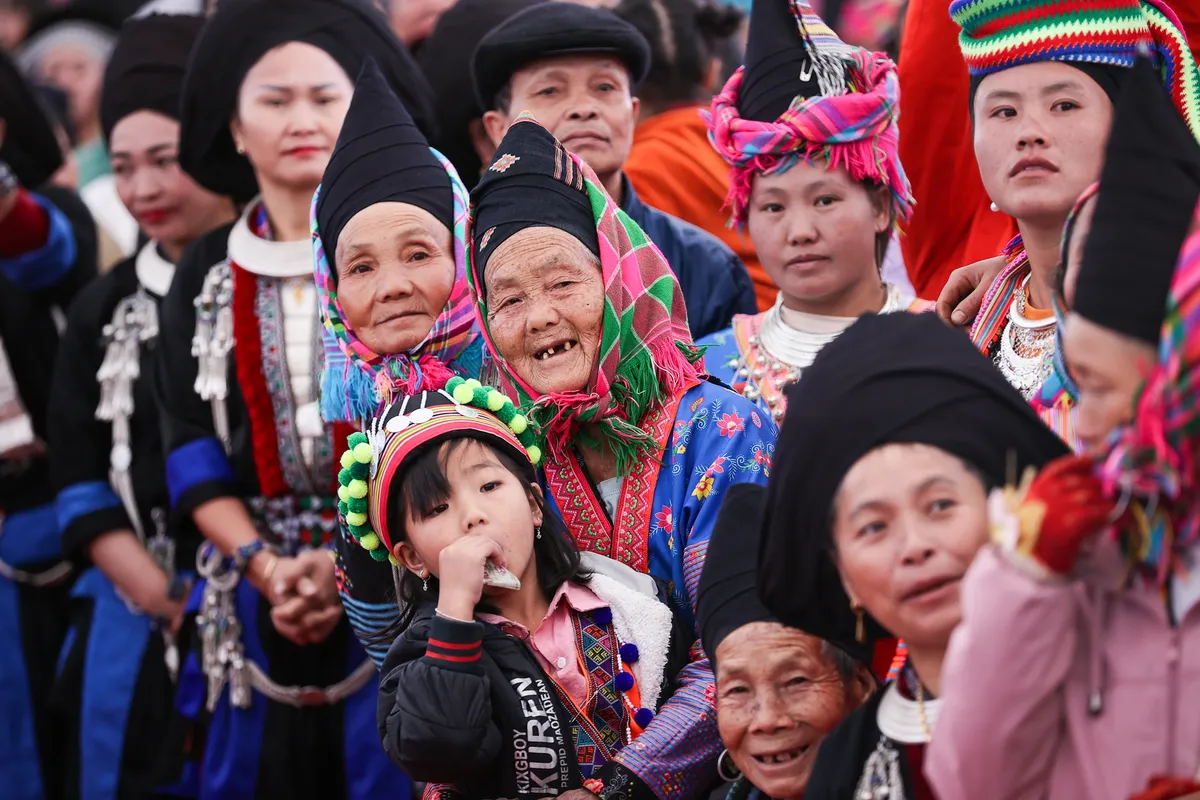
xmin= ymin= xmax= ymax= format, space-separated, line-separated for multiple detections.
xmin=614 ymin=0 xmax=743 ymax=107
xmin=375 ymin=436 xmax=589 ymax=638
xmin=493 ymin=79 xmax=513 ymax=114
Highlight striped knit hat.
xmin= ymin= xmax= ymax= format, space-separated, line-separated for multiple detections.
xmin=951 ymin=0 xmax=1200 ymax=140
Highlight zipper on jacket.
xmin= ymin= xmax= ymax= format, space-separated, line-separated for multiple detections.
xmin=1166 ymin=629 xmax=1181 ymax=775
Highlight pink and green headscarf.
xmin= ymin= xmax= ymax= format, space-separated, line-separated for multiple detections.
xmin=312 ymin=149 xmax=480 ymax=424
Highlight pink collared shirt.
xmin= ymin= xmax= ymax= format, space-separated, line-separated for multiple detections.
xmin=479 ymin=581 xmax=606 ymax=708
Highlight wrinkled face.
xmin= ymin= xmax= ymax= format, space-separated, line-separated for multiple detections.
xmin=1061 ymin=192 xmax=1098 ymax=308
xmin=395 ymin=440 xmax=543 ymax=593
xmin=832 ymin=444 xmax=990 ymax=649
xmin=110 ymin=111 xmax=232 ymax=252
xmin=746 ymin=162 xmax=889 ymax=310
xmin=1064 ymin=313 xmax=1156 ymax=458
xmin=38 ymin=44 xmax=105 ymax=132
xmin=335 ymin=202 xmax=457 ymax=354
xmin=488 ymin=55 xmax=638 ymax=185
xmin=973 ymin=62 xmax=1112 ymax=225
xmin=231 ymin=42 xmax=353 ymax=194
xmin=484 ymin=227 xmax=605 ymax=395
xmin=716 ymin=623 xmax=865 ymax=800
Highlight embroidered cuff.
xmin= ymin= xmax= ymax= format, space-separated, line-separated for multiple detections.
xmin=594 ymin=761 xmax=655 ymax=800
xmin=56 ymin=481 xmax=130 ymax=559
xmin=166 ymin=437 xmax=238 ymax=515
xmin=425 ymin=616 xmax=483 ymax=671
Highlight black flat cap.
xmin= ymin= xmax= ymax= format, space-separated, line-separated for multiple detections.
xmin=471 ymin=1 xmax=651 ymax=112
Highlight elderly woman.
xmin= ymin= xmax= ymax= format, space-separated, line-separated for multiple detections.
xmin=927 ymin=59 xmax=1200 ymax=800
xmin=468 ymin=115 xmax=777 ymax=799
xmin=698 ymin=0 xmax=923 ymax=423
xmin=755 ymin=312 xmax=1067 ymax=799
xmin=152 ymin=0 xmax=432 ymax=796
xmin=311 ymin=57 xmax=481 ymax=666
xmin=47 ymin=14 xmax=234 ymax=797
xmin=699 ymin=483 xmax=875 ymax=800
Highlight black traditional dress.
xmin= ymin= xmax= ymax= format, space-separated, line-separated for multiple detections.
xmin=0 ymin=185 xmax=97 ymax=799
xmin=50 ymin=242 xmax=201 ymax=798
xmin=154 ymin=202 xmax=412 ymax=800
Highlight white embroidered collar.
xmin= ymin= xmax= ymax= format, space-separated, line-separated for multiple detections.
xmin=876 ymin=679 xmax=940 ymax=745
xmin=226 ymin=199 xmax=313 ymax=278
xmin=135 ymin=240 xmax=175 ymax=297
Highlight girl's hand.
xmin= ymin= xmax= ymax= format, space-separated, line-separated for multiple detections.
xmin=436 ymin=534 xmax=505 ymax=621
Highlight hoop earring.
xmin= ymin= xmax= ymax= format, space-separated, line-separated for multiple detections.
xmin=852 ymin=603 xmax=865 ymax=643
xmin=717 ymin=749 xmax=741 ymax=782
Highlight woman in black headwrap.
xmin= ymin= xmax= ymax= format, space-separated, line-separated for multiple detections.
xmin=698 ymin=483 xmax=876 ymax=800
xmin=152 ymin=0 xmax=432 ymax=796
xmin=756 ymin=311 xmax=1067 ymax=800
xmin=46 ymin=15 xmax=234 ymax=799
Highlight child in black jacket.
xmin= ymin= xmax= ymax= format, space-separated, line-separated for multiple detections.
xmin=336 ymin=382 xmax=693 ymax=800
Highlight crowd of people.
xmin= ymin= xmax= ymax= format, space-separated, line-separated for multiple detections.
xmin=2 ymin=0 xmax=1200 ymax=798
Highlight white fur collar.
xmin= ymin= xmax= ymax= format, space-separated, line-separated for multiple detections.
xmin=877 ymin=679 xmax=940 ymax=744
xmin=581 ymin=552 xmax=673 ymax=711
xmin=226 ymin=199 xmax=312 ymax=278
xmin=135 ymin=240 xmax=175 ymax=297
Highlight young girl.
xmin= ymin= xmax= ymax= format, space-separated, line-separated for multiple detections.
xmin=341 ymin=378 xmax=691 ymax=800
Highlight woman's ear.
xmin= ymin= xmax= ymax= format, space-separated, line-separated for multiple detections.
xmin=394 ymin=541 xmax=427 ymax=577
xmin=527 ymin=482 xmax=545 ymax=529
xmin=870 ymin=184 xmax=892 ymax=235
xmin=229 ymin=117 xmax=245 ymax=156
xmin=847 ymin=662 xmax=878 ymax=708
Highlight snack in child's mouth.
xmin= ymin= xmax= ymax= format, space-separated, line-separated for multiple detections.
xmin=482 ymin=560 xmax=521 ymax=590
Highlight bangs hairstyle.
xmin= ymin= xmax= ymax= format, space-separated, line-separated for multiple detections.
xmin=381 ymin=436 xmax=589 ymax=634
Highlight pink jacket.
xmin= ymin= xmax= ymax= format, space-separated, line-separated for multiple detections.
xmin=926 ymin=542 xmax=1200 ymax=800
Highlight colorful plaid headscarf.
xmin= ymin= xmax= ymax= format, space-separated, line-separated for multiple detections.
xmin=703 ymin=0 xmax=913 ymax=227
xmin=467 ymin=116 xmax=705 ymax=473
xmin=951 ymin=0 xmax=1200 ymax=142
xmin=312 ymin=149 xmax=481 ymax=424
xmin=1099 ymin=200 xmax=1200 ymax=582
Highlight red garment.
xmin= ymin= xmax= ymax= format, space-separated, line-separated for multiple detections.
xmin=0 ymin=189 xmax=51 ymax=258
xmin=626 ymin=106 xmax=771 ymax=311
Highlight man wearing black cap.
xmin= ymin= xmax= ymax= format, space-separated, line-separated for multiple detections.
xmin=472 ymin=0 xmax=756 ymax=340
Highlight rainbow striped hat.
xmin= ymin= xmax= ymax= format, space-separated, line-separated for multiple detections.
xmin=336 ymin=378 xmax=540 ymax=562
xmin=951 ymin=0 xmax=1200 ymax=139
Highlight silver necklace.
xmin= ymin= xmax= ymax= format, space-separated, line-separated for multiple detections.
xmin=996 ymin=276 xmax=1055 ymax=400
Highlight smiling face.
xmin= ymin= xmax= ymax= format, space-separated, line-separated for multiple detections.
xmin=334 ymin=201 xmax=457 ymax=354
xmin=394 ymin=439 xmax=543 ymax=594
xmin=832 ymin=443 xmax=990 ymax=649
xmin=231 ymin=41 xmax=353 ymax=196
xmin=483 ymin=227 xmax=605 ymax=395
xmin=1063 ymin=313 xmax=1156 ymax=458
xmin=483 ymin=54 xmax=638 ymax=188
xmin=110 ymin=110 xmax=234 ymax=257
xmin=746 ymin=161 xmax=890 ymax=315
xmin=716 ymin=623 xmax=868 ymax=800
xmin=973 ymin=62 xmax=1113 ymax=225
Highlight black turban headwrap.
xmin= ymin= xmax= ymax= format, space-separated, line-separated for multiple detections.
xmin=417 ymin=0 xmax=540 ymax=183
xmin=1074 ymin=57 xmax=1200 ymax=346
xmin=471 ymin=1 xmax=651 ymax=112
xmin=316 ymin=58 xmax=453 ymax=267
xmin=758 ymin=313 xmax=1068 ymax=646
xmin=0 ymin=49 xmax=61 ymax=188
xmin=470 ymin=115 xmax=599 ymax=280
xmin=100 ymin=14 xmax=203 ymax=144
xmin=178 ymin=0 xmax=435 ymax=202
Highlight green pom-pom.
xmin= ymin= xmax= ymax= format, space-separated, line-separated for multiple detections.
xmin=349 ymin=460 xmax=369 ymax=480
xmin=347 ymin=431 xmax=368 ymax=449
xmin=471 ymin=386 xmax=490 ymax=407
xmin=452 ymin=383 xmax=474 ymax=404
xmin=346 ymin=511 xmax=367 ymax=526
xmin=337 ymin=485 xmax=351 ymax=503
xmin=347 ymin=496 xmax=367 ymax=514
xmin=527 ymin=444 xmax=542 ymax=464
xmin=360 ymin=532 xmax=381 ymax=551
xmin=446 ymin=376 xmax=465 ymax=393
xmin=348 ymin=523 xmax=370 ymax=539
xmin=340 ymin=450 xmax=355 ymax=469
xmin=338 ymin=500 xmax=348 ymax=518
xmin=353 ymin=442 xmax=372 ymax=464
xmin=486 ymin=390 xmax=506 ymax=412
xmin=369 ymin=547 xmax=389 ymax=562
xmin=463 ymin=378 xmax=482 ymax=390
xmin=337 ymin=467 xmax=352 ymax=486
xmin=494 ymin=402 xmax=516 ymax=424
xmin=388 ymin=553 xmax=401 ymax=566
xmin=348 ymin=478 xmax=368 ymax=499
xmin=510 ymin=414 xmax=528 ymax=434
